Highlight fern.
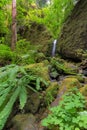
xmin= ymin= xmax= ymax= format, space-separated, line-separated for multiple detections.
xmin=0 ymin=64 xmax=48 ymax=130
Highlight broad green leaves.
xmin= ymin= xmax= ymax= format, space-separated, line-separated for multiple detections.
xmin=42 ymin=88 xmax=87 ymax=130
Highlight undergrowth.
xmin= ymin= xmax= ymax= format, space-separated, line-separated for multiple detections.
xmin=42 ymin=88 xmax=87 ymax=130
xmin=0 ymin=64 xmax=48 ymax=130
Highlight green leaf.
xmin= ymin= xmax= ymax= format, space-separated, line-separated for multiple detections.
xmin=19 ymin=86 xmax=27 ymax=109
xmin=75 ymin=128 xmax=80 ymax=130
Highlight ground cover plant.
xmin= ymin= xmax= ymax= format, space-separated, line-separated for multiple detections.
xmin=42 ymin=88 xmax=87 ymax=130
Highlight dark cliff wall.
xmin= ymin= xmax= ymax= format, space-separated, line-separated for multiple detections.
xmin=57 ymin=0 xmax=87 ymax=60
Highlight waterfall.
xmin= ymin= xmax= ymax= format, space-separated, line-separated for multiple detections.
xmin=52 ymin=39 xmax=57 ymax=57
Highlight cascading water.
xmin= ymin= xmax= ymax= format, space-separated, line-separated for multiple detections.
xmin=52 ymin=39 xmax=57 ymax=57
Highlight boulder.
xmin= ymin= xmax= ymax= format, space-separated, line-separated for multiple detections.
xmin=57 ymin=0 xmax=87 ymax=61
xmin=50 ymin=58 xmax=78 ymax=76
xmin=24 ymin=93 xmax=40 ymax=114
xmin=11 ymin=114 xmax=38 ymax=130
xmin=51 ymin=77 xmax=81 ymax=107
xmin=25 ymin=62 xmax=50 ymax=81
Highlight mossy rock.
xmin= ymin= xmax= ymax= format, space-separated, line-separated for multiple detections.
xmin=80 ymin=85 xmax=87 ymax=97
xmin=50 ymin=58 xmax=78 ymax=75
xmin=57 ymin=0 xmax=87 ymax=61
xmin=59 ymin=77 xmax=81 ymax=94
xmin=65 ymin=74 xmax=85 ymax=83
xmin=25 ymin=62 xmax=50 ymax=81
xmin=45 ymin=82 xmax=59 ymax=105
xmin=12 ymin=114 xmax=38 ymax=130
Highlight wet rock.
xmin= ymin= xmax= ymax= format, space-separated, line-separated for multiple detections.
xmin=82 ymin=68 xmax=87 ymax=76
xmin=11 ymin=114 xmax=38 ymax=130
xmin=57 ymin=0 xmax=87 ymax=61
xmin=25 ymin=93 xmax=40 ymax=114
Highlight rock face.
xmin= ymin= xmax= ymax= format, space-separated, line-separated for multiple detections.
xmin=18 ymin=22 xmax=53 ymax=55
xmin=57 ymin=0 xmax=87 ymax=60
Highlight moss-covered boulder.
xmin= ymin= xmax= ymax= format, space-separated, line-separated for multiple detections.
xmin=25 ymin=61 xmax=50 ymax=82
xmin=57 ymin=0 xmax=87 ymax=60
xmin=60 ymin=77 xmax=81 ymax=91
xmin=51 ymin=77 xmax=81 ymax=107
xmin=11 ymin=114 xmax=38 ymax=130
xmin=50 ymin=58 xmax=78 ymax=77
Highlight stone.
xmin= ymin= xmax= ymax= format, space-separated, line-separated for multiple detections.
xmin=51 ymin=77 xmax=81 ymax=107
xmin=11 ymin=114 xmax=38 ymax=130
xmin=24 ymin=93 xmax=40 ymax=114
xmin=57 ymin=0 xmax=87 ymax=61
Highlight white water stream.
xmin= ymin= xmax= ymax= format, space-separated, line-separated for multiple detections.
xmin=52 ymin=39 xmax=57 ymax=57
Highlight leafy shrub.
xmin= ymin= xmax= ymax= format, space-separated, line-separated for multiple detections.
xmin=15 ymin=39 xmax=37 ymax=64
xmin=0 ymin=44 xmax=16 ymax=65
xmin=0 ymin=64 xmax=48 ymax=130
xmin=42 ymin=88 xmax=87 ymax=130
xmin=16 ymin=39 xmax=31 ymax=53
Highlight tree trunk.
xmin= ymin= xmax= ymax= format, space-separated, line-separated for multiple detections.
xmin=11 ymin=0 xmax=17 ymax=51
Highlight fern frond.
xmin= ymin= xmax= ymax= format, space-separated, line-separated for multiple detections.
xmin=0 ymin=64 xmax=48 ymax=130
xmin=0 ymin=86 xmax=20 ymax=130
xmin=19 ymin=86 xmax=27 ymax=110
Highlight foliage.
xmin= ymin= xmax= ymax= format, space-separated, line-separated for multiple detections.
xmin=42 ymin=88 xmax=87 ymax=130
xmin=15 ymin=39 xmax=37 ymax=64
xmin=0 ymin=0 xmax=11 ymax=40
xmin=0 ymin=44 xmax=16 ymax=65
xmin=50 ymin=58 xmax=77 ymax=75
xmin=25 ymin=0 xmax=76 ymax=38
xmin=43 ymin=0 xmax=75 ymax=38
xmin=0 ymin=64 xmax=48 ymax=130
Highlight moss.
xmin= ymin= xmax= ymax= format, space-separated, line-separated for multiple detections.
xmin=59 ymin=77 xmax=81 ymax=94
xmin=65 ymin=75 xmax=85 ymax=83
xmin=35 ymin=52 xmax=46 ymax=62
xmin=57 ymin=0 xmax=87 ymax=60
xmin=25 ymin=62 xmax=50 ymax=81
xmin=18 ymin=22 xmax=53 ymax=55
xmin=50 ymin=58 xmax=78 ymax=75
xmin=45 ymin=82 xmax=59 ymax=105
xmin=0 ymin=44 xmax=17 ymax=66
xmin=80 ymin=85 xmax=87 ymax=108
xmin=80 ymin=85 xmax=87 ymax=97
